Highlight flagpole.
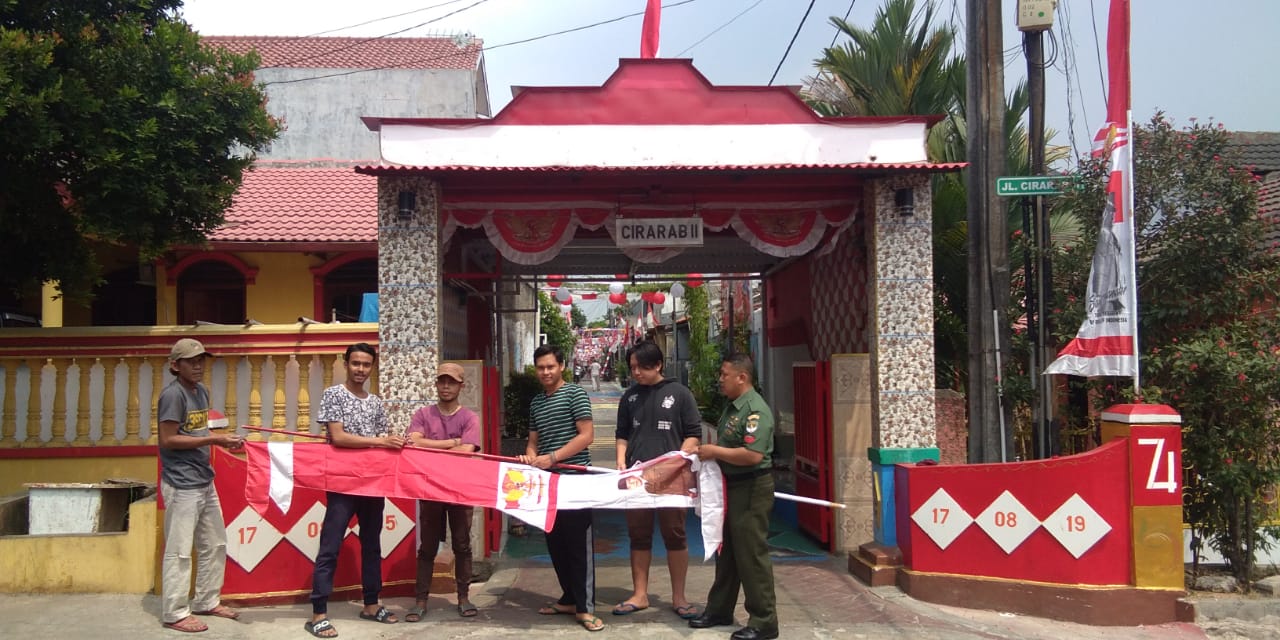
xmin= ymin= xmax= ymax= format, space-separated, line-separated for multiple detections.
xmin=242 ymin=425 xmax=326 ymax=439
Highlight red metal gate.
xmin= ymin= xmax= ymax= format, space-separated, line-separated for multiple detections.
xmin=792 ymin=361 xmax=833 ymax=549
xmin=482 ymin=365 xmax=502 ymax=555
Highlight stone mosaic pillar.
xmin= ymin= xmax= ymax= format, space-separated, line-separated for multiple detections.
xmin=377 ymin=175 xmax=441 ymax=432
xmin=854 ymin=173 xmax=939 ymax=583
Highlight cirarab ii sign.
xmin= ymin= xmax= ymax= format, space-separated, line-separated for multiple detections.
xmin=615 ymin=218 xmax=704 ymax=248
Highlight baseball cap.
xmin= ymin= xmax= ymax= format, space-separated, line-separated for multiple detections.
xmin=437 ymin=362 xmax=465 ymax=383
xmin=169 ymin=338 xmax=211 ymax=361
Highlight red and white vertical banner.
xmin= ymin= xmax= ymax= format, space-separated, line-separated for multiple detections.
xmin=1046 ymin=0 xmax=1139 ymax=383
xmin=640 ymin=0 xmax=661 ymax=58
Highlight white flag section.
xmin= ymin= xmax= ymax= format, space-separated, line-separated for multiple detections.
xmin=555 ymin=452 xmax=725 ymax=560
xmin=266 ymin=440 xmax=294 ymax=514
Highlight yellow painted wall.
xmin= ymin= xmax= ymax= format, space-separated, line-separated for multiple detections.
xmin=155 ymin=252 xmax=322 ymax=325
xmin=0 ymin=456 xmax=157 ymax=496
xmin=0 ymin=496 xmax=156 ymax=593
xmin=244 ymin=252 xmax=320 ymax=324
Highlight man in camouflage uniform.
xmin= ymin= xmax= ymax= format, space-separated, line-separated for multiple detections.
xmin=688 ymin=353 xmax=778 ymax=640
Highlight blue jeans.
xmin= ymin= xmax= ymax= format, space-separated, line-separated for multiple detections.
xmin=310 ymin=492 xmax=385 ymax=614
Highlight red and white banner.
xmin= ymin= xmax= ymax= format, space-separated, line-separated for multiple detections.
xmin=1046 ymin=0 xmax=1138 ymax=380
xmin=244 ymin=444 xmax=724 ymax=557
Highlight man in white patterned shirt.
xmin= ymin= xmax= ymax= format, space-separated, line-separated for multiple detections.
xmin=306 ymin=343 xmax=405 ymax=638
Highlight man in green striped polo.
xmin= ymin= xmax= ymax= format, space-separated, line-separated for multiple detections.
xmin=520 ymin=344 xmax=604 ymax=633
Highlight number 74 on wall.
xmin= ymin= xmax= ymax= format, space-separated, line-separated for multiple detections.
xmin=1137 ymin=437 xmax=1179 ymax=494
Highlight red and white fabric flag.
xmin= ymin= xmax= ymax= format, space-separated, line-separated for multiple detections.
xmin=243 ymin=444 xmax=724 ymax=552
xmin=1046 ymin=0 xmax=1138 ymax=380
xmin=640 ymin=0 xmax=661 ymax=58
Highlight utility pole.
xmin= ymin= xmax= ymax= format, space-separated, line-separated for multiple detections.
xmin=1020 ymin=1 xmax=1055 ymax=459
xmin=966 ymin=0 xmax=1011 ymax=463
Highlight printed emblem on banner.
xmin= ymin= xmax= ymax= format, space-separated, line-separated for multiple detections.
xmin=662 ymin=395 xmax=675 ymax=409
xmin=500 ymin=466 xmax=549 ymax=509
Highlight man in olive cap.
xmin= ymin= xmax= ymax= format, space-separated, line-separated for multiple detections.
xmin=156 ymin=338 xmax=245 ymax=632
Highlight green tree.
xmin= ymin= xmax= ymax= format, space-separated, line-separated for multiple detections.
xmin=1051 ymin=114 xmax=1280 ymax=587
xmin=0 ymin=0 xmax=280 ymax=300
xmin=684 ymin=284 xmax=725 ymax=422
xmin=570 ymin=304 xmax=587 ymax=329
xmin=538 ymin=291 xmax=576 ymax=380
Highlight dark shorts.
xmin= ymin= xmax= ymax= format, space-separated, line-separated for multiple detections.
xmin=625 ymin=507 xmax=687 ymax=551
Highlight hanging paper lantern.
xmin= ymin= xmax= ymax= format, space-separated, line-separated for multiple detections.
xmin=608 ymin=282 xmax=624 ymax=295
xmin=609 ymin=292 xmax=626 ymax=304
xmin=652 ymin=292 xmax=666 ymax=305
xmin=687 ymin=273 xmax=704 ymax=288
xmin=555 ymin=286 xmax=571 ymax=303
xmin=547 ymin=274 xmax=564 ymax=288
xmin=639 ymin=291 xmax=653 ymax=302
xmin=670 ymin=283 xmax=685 ymax=298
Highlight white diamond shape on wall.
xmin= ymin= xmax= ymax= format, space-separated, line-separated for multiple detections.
xmin=975 ymin=490 xmax=1041 ymax=554
xmin=910 ymin=488 xmax=974 ymax=550
xmin=225 ymin=507 xmax=283 ymax=572
xmin=1044 ymin=493 xmax=1112 ymax=559
xmin=283 ymin=501 xmax=328 ymax=562
xmin=379 ymin=499 xmax=415 ymax=558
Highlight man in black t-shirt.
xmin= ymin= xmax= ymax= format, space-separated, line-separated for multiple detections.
xmin=612 ymin=341 xmax=702 ymax=619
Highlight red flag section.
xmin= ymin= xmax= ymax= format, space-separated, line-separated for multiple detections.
xmin=640 ymin=0 xmax=661 ymax=58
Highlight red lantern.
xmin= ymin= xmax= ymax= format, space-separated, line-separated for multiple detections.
xmin=546 ymin=274 xmax=564 ymax=288
xmin=652 ymin=292 xmax=666 ymax=304
xmin=609 ymin=292 xmax=626 ymax=304
xmin=640 ymin=291 xmax=653 ymax=302
xmin=687 ymin=273 xmax=704 ymax=288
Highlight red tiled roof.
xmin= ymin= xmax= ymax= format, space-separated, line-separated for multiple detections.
xmin=355 ymin=162 xmax=966 ymax=175
xmin=201 ymin=35 xmax=482 ymax=70
xmin=211 ymin=167 xmax=376 ymax=243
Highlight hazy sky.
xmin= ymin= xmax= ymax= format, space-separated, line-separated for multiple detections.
xmin=182 ymin=0 xmax=1280 ymax=164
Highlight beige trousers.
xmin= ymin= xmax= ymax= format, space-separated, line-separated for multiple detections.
xmin=161 ymin=481 xmax=228 ymax=623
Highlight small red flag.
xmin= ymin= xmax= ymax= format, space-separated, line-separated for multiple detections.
xmin=640 ymin=0 xmax=661 ymax=58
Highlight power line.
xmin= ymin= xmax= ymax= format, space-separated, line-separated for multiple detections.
xmin=263 ymin=0 xmax=703 ymax=87
xmin=675 ymin=0 xmax=766 ymax=58
xmin=828 ymin=0 xmax=857 ymax=49
xmin=304 ymin=0 xmax=476 ymax=37
xmin=1087 ymin=0 xmax=1107 ymax=105
xmin=768 ymin=0 xmax=816 ymax=86
xmin=264 ymin=0 xmax=493 ymax=69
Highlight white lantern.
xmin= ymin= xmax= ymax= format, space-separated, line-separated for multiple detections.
xmin=555 ymin=286 xmax=571 ymax=303
xmin=670 ymin=282 xmax=685 ymax=298
xmin=608 ymin=282 xmax=625 ymax=295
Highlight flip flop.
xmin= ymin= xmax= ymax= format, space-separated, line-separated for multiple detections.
xmin=162 ymin=616 xmax=208 ymax=633
xmin=405 ymin=606 xmax=425 ymax=623
xmin=458 ymin=602 xmax=478 ymax=617
xmin=611 ymin=602 xmax=648 ymax=615
xmin=673 ymin=604 xmax=701 ymax=620
xmin=358 ymin=606 xmax=398 ymax=624
xmin=303 ymin=618 xmax=338 ymax=638
xmin=193 ymin=605 xmax=240 ymax=620
xmin=578 ymin=615 xmax=605 ymax=632
xmin=538 ymin=603 xmax=574 ymax=615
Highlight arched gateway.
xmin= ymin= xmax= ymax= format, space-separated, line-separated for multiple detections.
xmin=356 ymin=58 xmax=960 ymax=568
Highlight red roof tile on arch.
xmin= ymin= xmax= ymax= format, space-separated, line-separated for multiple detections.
xmin=200 ymin=35 xmax=483 ymax=70
xmin=211 ymin=167 xmax=376 ymax=243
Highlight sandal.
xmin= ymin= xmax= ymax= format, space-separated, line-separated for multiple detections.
xmin=538 ymin=602 xmax=575 ymax=615
xmin=458 ymin=601 xmax=478 ymax=617
xmin=303 ymin=618 xmax=338 ymax=638
xmin=162 ymin=616 xmax=208 ymax=633
xmin=405 ymin=606 xmax=425 ymax=623
xmin=193 ymin=605 xmax=240 ymax=620
xmin=673 ymin=604 xmax=701 ymax=619
xmin=577 ymin=614 xmax=605 ymax=632
xmin=358 ymin=606 xmax=398 ymax=624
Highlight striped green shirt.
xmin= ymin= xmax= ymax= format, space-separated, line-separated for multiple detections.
xmin=529 ymin=383 xmax=593 ymax=469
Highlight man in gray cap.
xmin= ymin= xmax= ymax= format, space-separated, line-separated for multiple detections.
xmin=156 ymin=338 xmax=245 ymax=632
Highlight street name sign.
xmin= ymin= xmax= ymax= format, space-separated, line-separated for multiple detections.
xmin=615 ymin=217 xmax=704 ymax=248
xmin=996 ymin=175 xmax=1066 ymax=197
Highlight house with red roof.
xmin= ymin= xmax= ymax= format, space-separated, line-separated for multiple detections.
xmin=89 ymin=35 xmax=490 ymax=329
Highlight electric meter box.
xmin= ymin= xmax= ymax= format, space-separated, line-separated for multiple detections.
xmin=1017 ymin=0 xmax=1057 ymax=32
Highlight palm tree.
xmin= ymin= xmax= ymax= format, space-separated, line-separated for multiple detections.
xmin=803 ymin=0 xmax=1077 ymax=390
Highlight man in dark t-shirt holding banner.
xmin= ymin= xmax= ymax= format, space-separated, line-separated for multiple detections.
xmin=613 ymin=340 xmax=702 ymax=619
xmin=156 ymin=338 xmax=244 ymax=633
